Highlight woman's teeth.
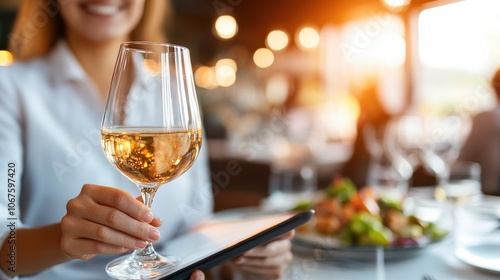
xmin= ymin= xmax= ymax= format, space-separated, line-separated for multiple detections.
xmin=85 ymin=4 xmax=120 ymax=16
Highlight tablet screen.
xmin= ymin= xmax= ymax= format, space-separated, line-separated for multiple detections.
xmin=159 ymin=210 xmax=313 ymax=279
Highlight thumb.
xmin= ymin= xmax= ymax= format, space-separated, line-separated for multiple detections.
xmin=190 ymin=269 xmax=205 ymax=280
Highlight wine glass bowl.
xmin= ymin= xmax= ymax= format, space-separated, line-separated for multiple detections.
xmin=385 ymin=115 xmax=424 ymax=172
xmin=101 ymin=129 xmax=202 ymax=189
xmin=419 ymin=115 xmax=466 ymax=173
xmin=385 ymin=114 xmax=471 ymax=186
xmin=100 ymin=41 xmax=202 ymax=279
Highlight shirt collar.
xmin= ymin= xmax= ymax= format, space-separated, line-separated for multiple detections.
xmin=49 ymin=39 xmax=88 ymax=83
xmin=48 ymin=40 xmax=156 ymax=92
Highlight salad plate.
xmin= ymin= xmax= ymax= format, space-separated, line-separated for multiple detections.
xmin=293 ymin=228 xmax=443 ymax=261
xmin=290 ymin=177 xmax=449 ymax=261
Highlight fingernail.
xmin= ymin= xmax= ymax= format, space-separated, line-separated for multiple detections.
xmin=135 ymin=240 xmax=147 ymax=249
xmin=144 ymin=211 xmax=154 ymax=222
xmin=149 ymin=228 xmax=160 ymax=240
xmin=234 ymin=257 xmax=245 ymax=264
xmin=194 ymin=270 xmax=204 ymax=280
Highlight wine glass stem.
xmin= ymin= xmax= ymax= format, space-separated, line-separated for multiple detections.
xmin=141 ymin=186 xmax=157 ymax=208
xmin=376 ymin=246 xmax=385 ymax=280
xmin=437 ymin=163 xmax=450 ymax=188
xmin=132 ymin=186 xmax=159 ymax=261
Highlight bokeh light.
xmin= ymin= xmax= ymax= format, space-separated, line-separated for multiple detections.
xmin=194 ymin=66 xmax=218 ymax=89
xmin=266 ymin=30 xmax=289 ymax=51
xmin=0 ymin=51 xmax=14 ymax=66
xmin=296 ymin=27 xmax=320 ymax=50
xmin=215 ymin=64 xmax=236 ymax=87
xmin=253 ymin=48 xmax=274 ymax=68
xmin=215 ymin=58 xmax=238 ymax=72
xmin=214 ymin=15 xmax=238 ymax=40
xmin=382 ymin=0 xmax=411 ymax=12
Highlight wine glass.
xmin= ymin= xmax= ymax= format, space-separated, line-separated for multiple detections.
xmin=418 ymin=114 xmax=471 ymax=197
xmin=100 ymin=42 xmax=202 ymax=279
xmin=436 ymin=160 xmax=481 ymax=205
xmin=384 ymin=115 xmax=425 ymax=176
xmin=363 ymin=122 xmax=412 ymax=200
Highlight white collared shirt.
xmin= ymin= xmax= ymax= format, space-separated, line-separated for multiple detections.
xmin=0 ymin=40 xmax=213 ymax=279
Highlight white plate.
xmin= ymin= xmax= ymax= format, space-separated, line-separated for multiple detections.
xmin=456 ymin=243 xmax=500 ymax=274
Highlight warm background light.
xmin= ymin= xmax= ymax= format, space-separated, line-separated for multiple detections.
xmin=266 ymin=30 xmax=289 ymax=51
xmin=215 ymin=59 xmax=236 ymax=87
xmin=253 ymin=48 xmax=274 ymax=68
xmin=215 ymin=58 xmax=238 ymax=72
xmin=214 ymin=15 xmax=238 ymax=40
xmin=194 ymin=66 xmax=218 ymax=89
xmin=296 ymin=27 xmax=320 ymax=50
xmin=0 ymin=50 xmax=13 ymax=66
xmin=382 ymin=0 xmax=411 ymax=12
xmin=379 ymin=34 xmax=406 ymax=67
xmin=265 ymin=74 xmax=289 ymax=106
xmin=419 ymin=4 xmax=488 ymax=71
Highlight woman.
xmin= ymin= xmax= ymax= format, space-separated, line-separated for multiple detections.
xmin=0 ymin=0 xmax=293 ymax=279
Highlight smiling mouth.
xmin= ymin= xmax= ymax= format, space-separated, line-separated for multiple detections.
xmin=82 ymin=3 xmax=124 ymax=16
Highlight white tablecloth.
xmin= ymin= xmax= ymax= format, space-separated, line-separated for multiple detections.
xmin=285 ymin=238 xmax=498 ymax=280
xmin=214 ymin=204 xmax=500 ymax=280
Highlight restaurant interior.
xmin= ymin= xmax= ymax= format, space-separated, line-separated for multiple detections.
xmin=165 ymin=0 xmax=500 ymax=211
xmin=1 ymin=0 xmax=500 ymax=279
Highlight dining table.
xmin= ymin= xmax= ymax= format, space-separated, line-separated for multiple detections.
xmin=285 ymin=237 xmax=498 ymax=280
xmin=214 ymin=187 xmax=500 ymax=280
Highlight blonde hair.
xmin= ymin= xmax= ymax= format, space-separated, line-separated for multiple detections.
xmin=8 ymin=0 xmax=168 ymax=61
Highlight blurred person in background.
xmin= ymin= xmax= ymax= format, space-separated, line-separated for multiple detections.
xmin=0 ymin=0 xmax=293 ymax=279
xmin=458 ymin=69 xmax=500 ymax=196
xmin=339 ymin=79 xmax=393 ymax=188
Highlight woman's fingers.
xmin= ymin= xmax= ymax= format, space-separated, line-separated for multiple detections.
xmin=232 ymin=254 xmax=293 ymax=280
xmin=60 ymin=184 xmax=161 ymax=259
xmin=228 ymin=230 xmax=295 ymax=279
xmin=136 ymin=195 xmax=163 ymax=227
xmin=82 ymin=184 xmax=153 ymax=222
xmin=235 ymin=250 xmax=293 ymax=268
xmin=66 ymin=199 xmax=160 ymax=242
xmin=275 ymin=230 xmax=295 ymax=240
xmin=61 ymin=214 xmax=150 ymax=249
xmin=65 ymin=185 xmax=160 ymax=240
xmin=150 ymin=217 xmax=163 ymax=227
xmin=241 ymin=235 xmax=293 ymax=258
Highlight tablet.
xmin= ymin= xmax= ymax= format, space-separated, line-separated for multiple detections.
xmin=159 ymin=209 xmax=314 ymax=279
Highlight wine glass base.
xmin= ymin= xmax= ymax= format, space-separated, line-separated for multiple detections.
xmin=106 ymin=253 xmax=180 ymax=279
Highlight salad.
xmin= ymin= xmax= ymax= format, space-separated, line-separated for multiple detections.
xmin=292 ymin=177 xmax=448 ymax=247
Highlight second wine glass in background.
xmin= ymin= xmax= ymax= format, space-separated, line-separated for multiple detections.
xmin=419 ymin=114 xmax=471 ymax=191
xmin=363 ymin=121 xmax=412 ymax=201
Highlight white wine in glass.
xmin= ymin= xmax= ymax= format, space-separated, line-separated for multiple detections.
xmin=101 ymin=41 xmax=202 ymax=279
xmin=102 ymin=129 xmax=201 ymax=187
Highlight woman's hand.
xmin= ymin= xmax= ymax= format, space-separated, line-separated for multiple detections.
xmin=224 ymin=230 xmax=295 ymax=280
xmin=60 ymin=184 xmax=161 ymax=260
